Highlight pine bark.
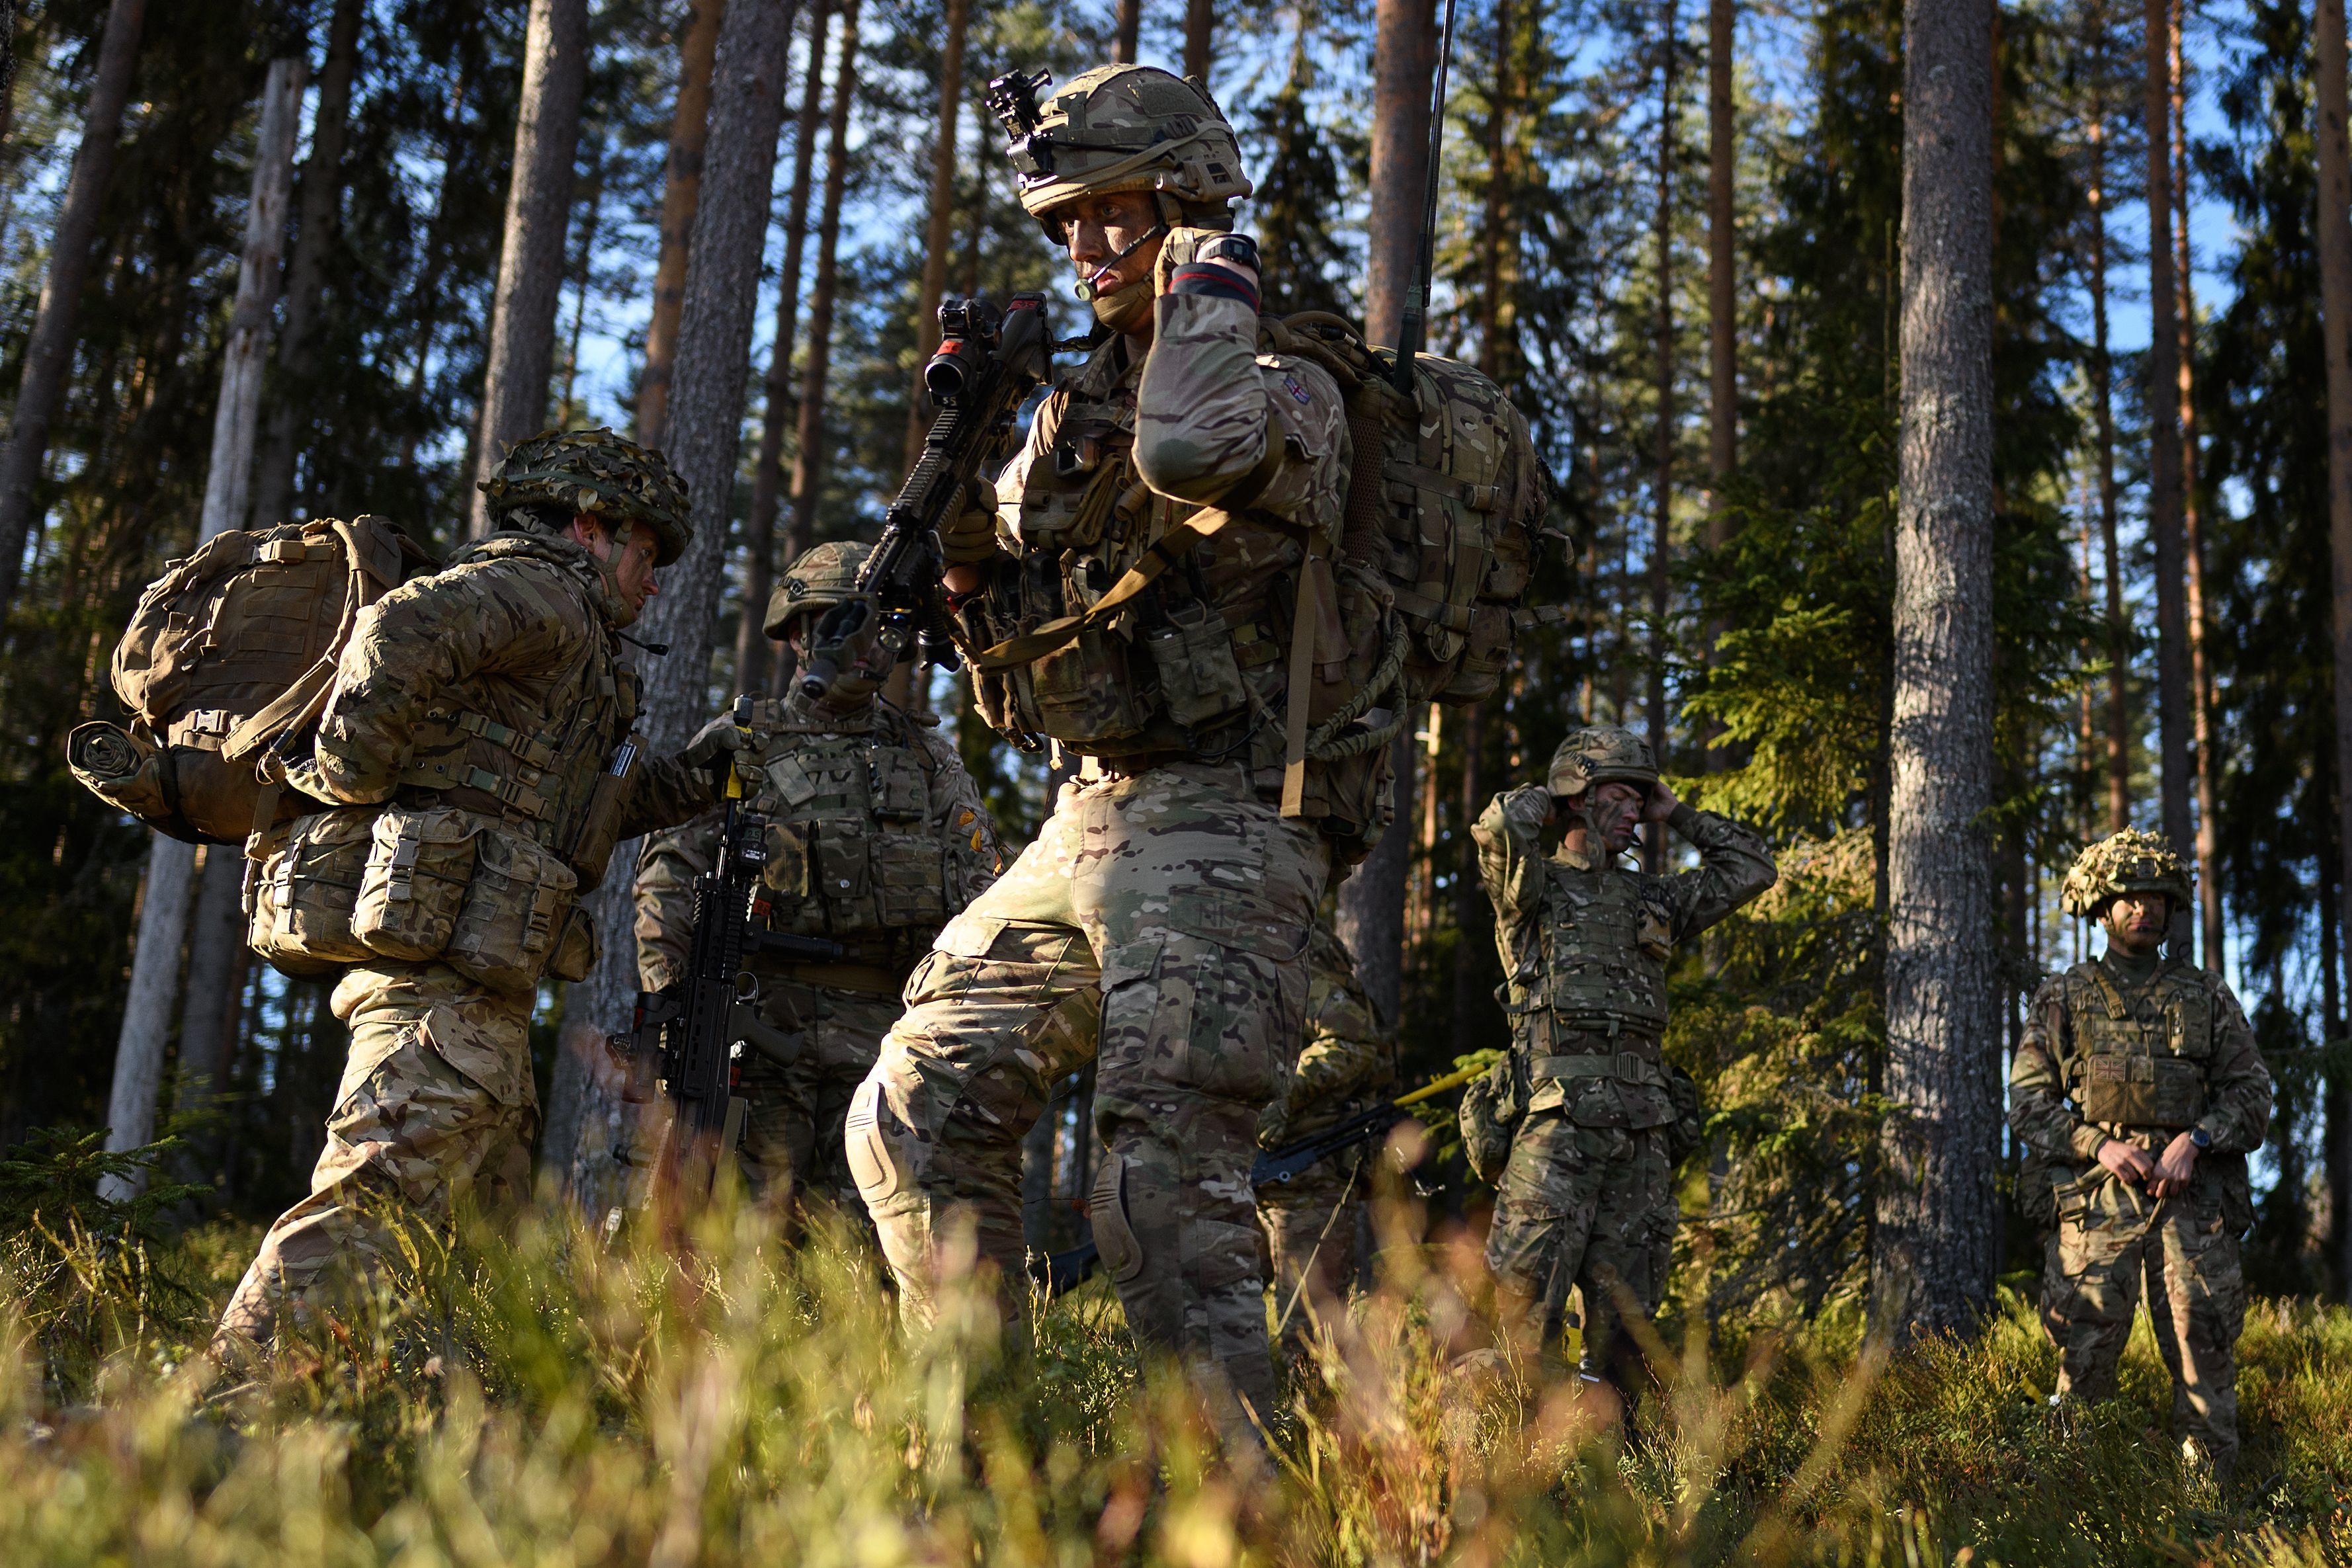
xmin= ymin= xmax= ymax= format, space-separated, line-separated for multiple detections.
xmin=782 ymin=0 xmax=861 ymax=566
xmin=736 ymin=0 xmax=833 ymax=698
xmin=2142 ymin=0 xmax=2192 ymax=942
xmin=635 ymin=0 xmax=727 ymax=454
xmin=251 ymin=0 xmax=364 ymax=530
xmin=1706 ymin=0 xmax=1734 ymax=523
xmin=465 ymin=0 xmax=590 ymax=540
xmin=1114 ymin=0 xmax=1141 ymax=63
xmin=2171 ymin=0 xmax=2220 ymax=971
xmin=2314 ymin=0 xmax=2352 ymax=1305
xmin=902 ymin=0 xmax=972 ymax=474
xmin=1185 ymin=0 xmax=1214 ymax=81
xmin=548 ymin=0 xmax=800 ymax=1212
xmin=101 ymin=58 xmax=306 ymax=1202
xmin=1870 ymin=0 xmax=1999 ymax=1344
xmin=2087 ymin=100 xmax=2130 ymax=833
xmin=0 ymin=0 xmax=148 ymax=631
xmin=1647 ymin=0 xmax=1677 ymax=874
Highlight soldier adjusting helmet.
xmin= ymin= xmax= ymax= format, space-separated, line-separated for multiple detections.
xmin=991 ymin=64 xmax=1252 ymax=237
xmin=479 ymin=427 xmax=693 ymax=567
xmin=765 ymin=540 xmax=870 ymax=640
xmin=2061 ymin=827 xmax=2194 ymax=919
xmin=1546 ymin=725 xmax=1659 ymax=802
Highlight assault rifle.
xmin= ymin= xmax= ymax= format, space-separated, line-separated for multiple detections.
xmin=611 ymin=696 xmax=843 ymax=1194
xmin=798 ymin=292 xmax=1055 ymax=705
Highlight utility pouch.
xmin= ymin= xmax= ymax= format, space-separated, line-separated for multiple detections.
xmin=246 ymin=807 xmax=377 ymax=975
xmin=352 ymin=807 xmax=478 ymax=961
xmin=1458 ymin=1055 xmax=1525 ymax=1184
xmin=565 ymin=733 xmax=643 ymax=889
xmin=546 ymin=902 xmax=601 ymax=984
xmin=1144 ymin=598 xmax=1249 ymax=728
xmin=1022 ymin=624 xmax=1151 ymax=744
xmin=2079 ymin=1052 xmax=2207 ymax=1130
xmin=446 ymin=826 xmax=580 ymax=992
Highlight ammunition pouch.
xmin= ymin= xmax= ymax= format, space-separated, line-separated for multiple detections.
xmin=2076 ymin=1051 xmax=2208 ymax=1130
xmin=446 ymin=826 xmax=580 ymax=993
xmin=245 ymin=807 xmax=378 ymax=977
xmin=564 ymin=733 xmax=644 ymax=889
xmin=353 ymin=806 xmax=478 ymax=960
xmin=1458 ymin=1053 xmax=1525 ymax=1184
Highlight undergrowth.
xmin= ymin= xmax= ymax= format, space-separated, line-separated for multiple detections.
xmin=0 ymin=1186 xmax=2343 ymax=1566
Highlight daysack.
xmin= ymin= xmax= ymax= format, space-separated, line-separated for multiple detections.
xmin=1259 ymin=311 xmax=1552 ymax=705
xmin=67 ymin=515 xmax=431 ymax=843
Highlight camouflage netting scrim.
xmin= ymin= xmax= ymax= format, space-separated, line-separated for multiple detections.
xmin=1546 ymin=724 xmax=1659 ymax=800
xmin=2059 ymin=827 xmax=2194 ymax=919
xmin=478 ymin=427 xmax=693 ymax=566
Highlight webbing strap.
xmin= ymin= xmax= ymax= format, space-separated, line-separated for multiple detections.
xmin=1533 ymin=1052 xmax=1669 ymax=1091
xmin=1279 ymin=560 xmax=1325 ymax=818
xmin=2087 ymin=965 xmax=2131 ymax=1021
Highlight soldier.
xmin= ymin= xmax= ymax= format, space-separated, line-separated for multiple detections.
xmin=1468 ymin=725 xmax=1775 ymax=1400
xmin=1254 ymin=921 xmax=1398 ymax=1354
xmin=633 ymin=542 xmax=1002 ymax=1216
xmin=845 ymin=63 xmax=1388 ymax=1435
xmin=214 ymin=429 xmax=741 ymax=1356
xmin=2010 ymin=829 xmax=2271 ymax=1484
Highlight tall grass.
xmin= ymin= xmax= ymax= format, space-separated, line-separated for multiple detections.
xmin=0 ymin=1186 xmax=2343 ymax=1566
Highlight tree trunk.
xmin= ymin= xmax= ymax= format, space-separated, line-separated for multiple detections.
xmin=635 ymin=0 xmax=727 ymax=454
xmin=1114 ymin=0 xmax=1140 ymax=63
xmin=2088 ymin=103 xmax=2130 ymax=833
xmin=251 ymin=0 xmax=364 ymax=531
xmin=465 ymin=0 xmax=589 ymax=540
xmin=1706 ymin=0 xmax=1734 ymax=525
xmin=2314 ymin=0 xmax=2352 ymax=1305
xmin=782 ymin=0 xmax=861 ymax=566
xmin=548 ymin=0 xmax=800 ymax=1214
xmin=2171 ymin=0 xmax=2220 ymax=971
xmin=1648 ymin=0 xmax=1677 ymax=874
xmin=1870 ymin=0 xmax=1998 ymax=1344
xmin=734 ymin=0 xmax=832 ymax=699
xmin=1185 ymin=0 xmax=1214 ymax=81
xmin=556 ymin=128 xmax=609 ymax=426
xmin=2142 ymin=0 xmax=2191 ymax=946
xmin=0 ymin=0 xmax=147 ymax=632
xmin=902 ymin=0 xmax=973 ymax=473
xmin=1343 ymin=0 xmax=1438 ymax=1028
xmin=101 ymin=58 xmax=306 ymax=1202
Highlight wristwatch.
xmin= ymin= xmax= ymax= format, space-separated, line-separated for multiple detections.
xmin=2189 ymin=1126 xmax=2212 ymax=1150
xmin=1195 ymin=232 xmax=1261 ymax=272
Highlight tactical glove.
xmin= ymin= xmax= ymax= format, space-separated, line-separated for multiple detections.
xmin=939 ymin=477 xmax=1002 ymax=567
xmin=1255 ymin=1096 xmax=1296 ymax=1153
xmin=681 ymin=713 xmax=749 ymax=783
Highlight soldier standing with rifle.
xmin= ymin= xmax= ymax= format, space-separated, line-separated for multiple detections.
xmin=1462 ymin=725 xmax=1775 ymax=1403
xmin=633 ymin=542 xmax=1001 ymax=1217
xmin=214 ymin=430 xmax=743 ymax=1358
xmin=2010 ymin=829 xmax=2271 ymax=1485
xmin=839 ymin=63 xmax=1386 ymax=1442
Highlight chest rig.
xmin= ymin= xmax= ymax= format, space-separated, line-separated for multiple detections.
xmin=744 ymin=700 xmax=952 ymax=951
xmin=2060 ymin=958 xmax=2214 ymax=1130
xmin=1533 ymin=860 xmax=1676 ymax=1041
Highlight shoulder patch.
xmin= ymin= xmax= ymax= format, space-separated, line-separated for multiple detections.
xmin=1281 ymin=372 xmax=1314 ymax=406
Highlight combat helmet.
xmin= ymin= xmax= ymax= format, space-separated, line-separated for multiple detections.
xmin=1546 ymin=724 xmax=1659 ymax=800
xmin=478 ymin=427 xmax=693 ymax=567
xmin=988 ymin=64 xmax=1252 ymax=237
xmin=2060 ymin=827 xmax=2194 ymax=919
xmin=765 ymin=540 xmax=868 ymax=639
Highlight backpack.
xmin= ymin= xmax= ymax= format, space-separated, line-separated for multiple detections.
xmin=67 ymin=515 xmax=431 ymax=844
xmin=1258 ymin=311 xmax=1552 ymax=706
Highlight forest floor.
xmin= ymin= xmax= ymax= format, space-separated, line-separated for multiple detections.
xmin=0 ymin=1190 xmax=2346 ymax=1567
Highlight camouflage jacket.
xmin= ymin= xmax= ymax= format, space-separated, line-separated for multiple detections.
xmin=302 ymin=530 xmax=713 ymax=880
xmin=1263 ymin=923 xmax=1399 ymax=1143
xmin=1474 ymin=785 xmax=1775 ymax=1127
xmin=2009 ymin=950 xmax=2271 ymax=1164
xmin=634 ymin=693 xmax=1001 ymax=995
xmin=960 ymin=288 xmax=1385 ymax=837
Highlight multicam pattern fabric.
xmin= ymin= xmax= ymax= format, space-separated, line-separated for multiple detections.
xmin=765 ymin=540 xmax=870 ymax=637
xmin=1005 ymin=65 xmax=1252 ymax=227
xmin=2059 ymin=826 xmax=2196 ymax=918
xmin=634 ymin=692 xmax=1000 ymax=1208
xmin=2007 ymin=948 xmax=2271 ymax=1479
xmin=216 ymin=962 xmax=536 ymax=1349
xmin=1545 ymin=725 xmax=1658 ymax=798
xmin=1485 ymin=1118 xmax=1677 ymax=1382
xmin=848 ymin=759 xmax=1329 ymax=1431
xmin=476 ymin=427 xmax=693 ymax=566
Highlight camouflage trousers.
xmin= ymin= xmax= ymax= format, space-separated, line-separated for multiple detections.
xmin=732 ymin=981 xmax=900 ymax=1217
xmin=1257 ymin=1147 xmax=1366 ymax=1357
xmin=1485 ymin=1115 xmax=1677 ymax=1388
xmin=849 ymin=761 xmax=1330 ymax=1429
xmin=2040 ymin=1162 xmax=2247 ymax=1480
xmin=216 ymin=961 xmax=536 ymax=1350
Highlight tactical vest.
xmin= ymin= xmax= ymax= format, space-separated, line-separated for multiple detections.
xmin=743 ymin=700 xmax=957 ymax=962
xmin=964 ymin=343 xmax=1391 ymax=845
xmin=1532 ymin=862 xmax=1675 ymax=1040
xmin=2060 ymin=958 xmax=2214 ymax=1130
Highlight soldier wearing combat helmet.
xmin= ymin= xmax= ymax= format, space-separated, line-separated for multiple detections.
xmin=634 ymin=542 xmax=1001 ymax=1219
xmin=847 ymin=62 xmax=1382 ymax=1443
xmin=216 ymin=428 xmax=743 ymax=1358
xmin=2010 ymin=829 xmax=2271 ymax=1483
xmin=1464 ymin=725 xmax=1774 ymax=1401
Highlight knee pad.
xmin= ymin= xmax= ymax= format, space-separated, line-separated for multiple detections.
xmin=844 ymin=1077 xmax=922 ymax=1214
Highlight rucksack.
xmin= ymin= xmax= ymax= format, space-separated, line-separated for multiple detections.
xmin=1257 ymin=311 xmax=1550 ymax=706
xmin=67 ymin=515 xmax=431 ymax=844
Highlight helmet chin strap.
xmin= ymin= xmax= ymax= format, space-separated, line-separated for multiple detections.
xmin=581 ymin=516 xmax=641 ymax=628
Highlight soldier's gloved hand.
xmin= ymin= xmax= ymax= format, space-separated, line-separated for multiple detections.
xmin=1255 ymin=1096 xmax=1296 ymax=1153
xmin=682 ymin=713 xmax=749 ymax=782
xmin=1501 ymin=783 xmax=1556 ymax=835
xmin=1155 ymin=228 xmax=1261 ymax=305
xmin=939 ymin=477 xmax=1001 ymax=567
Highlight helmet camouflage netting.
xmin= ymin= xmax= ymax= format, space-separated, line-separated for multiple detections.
xmin=478 ymin=427 xmax=693 ymax=567
xmin=1546 ymin=725 xmax=1659 ymax=799
xmin=2060 ymin=827 xmax=2194 ymax=918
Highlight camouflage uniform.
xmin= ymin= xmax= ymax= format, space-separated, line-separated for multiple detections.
xmin=1473 ymin=729 xmax=1775 ymax=1387
xmin=849 ymin=66 xmax=1388 ymax=1429
xmin=2009 ymin=829 xmax=2271 ymax=1481
xmin=218 ymin=431 xmax=720 ymax=1351
xmin=634 ymin=547 xmax=1001 ymax=1212
xmin=1254 ymin=921 xmax=1397 ymax=1349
